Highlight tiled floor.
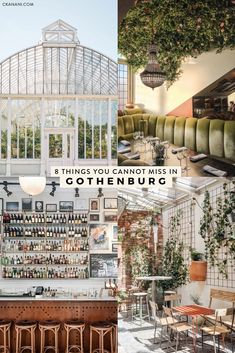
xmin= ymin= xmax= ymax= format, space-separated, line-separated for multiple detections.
xmin=118 ymin=313 xmax=234 ymax=353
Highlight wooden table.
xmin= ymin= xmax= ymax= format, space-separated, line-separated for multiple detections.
xmin=136 ymin=275 xmax=172 ymax=302
xmin=118 ymin=141 xmax=235 ymax=176
xmin=172 ymin=304 xmax=215 ymax=352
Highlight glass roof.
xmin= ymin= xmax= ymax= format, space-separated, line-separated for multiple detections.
xmin=118 ymin=177 xmax=219 ymax=212
xmin=0 ymin=20 xmax=117 ymax=96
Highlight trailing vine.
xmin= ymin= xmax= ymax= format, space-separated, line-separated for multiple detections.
xmin=129 ymin=244 xmax=152 ymax=283
xmin=119 ymin=0 xmax=235 ymax=85
xmin=199 ymin=182 xmax=235 ymax=278
xmin=161 ymin=210 xmax=188 ymax=290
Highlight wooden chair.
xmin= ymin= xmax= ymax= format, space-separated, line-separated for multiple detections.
xmin=164 ymin=294 xmax=182 ymax=308
xmin=39 ymin=320 xmax=60 ymax=353
xmin=0 ymin=320 xmax=11 ymax=353
xmin=162 ymin=306 xmax=192 ymax=352
xmin=90 ymin=322 xmax=113 ymax=353
xmin=64 ymin=320 xmax=85 ymax=353
xmin=15 ymin=320 xmax=37 ymax=353
xmin=201 ymin=308 xmax=231 ymax=353
xmin=149 ymin=301 xmax=178 ymax=347
xmin=131 ymin=292 xmax=150 ymax=324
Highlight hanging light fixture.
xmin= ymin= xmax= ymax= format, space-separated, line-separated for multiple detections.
xmin=140 ymin=16 xmax=166 ymax=89
xmin=19 ymin=176 xmax=46 ymax=196
xmin=140 ymin=44 xmax=166 ymax=89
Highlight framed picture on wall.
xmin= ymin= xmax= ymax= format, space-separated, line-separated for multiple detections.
xmin=77 ymin=199 xmax=88 ymax=210
xmin=46 ymin=204 xmax=57 ymax=212
xmin=89 ymin=224 xmax=109 ymax=251
xmin=104 ymin=198 xmax=117 ymax=209
xmin=6 ymin=202 xmax=19 ymax=211
xmin=22 ymin=198 xmax=32 ymax=212
xmin=90 ymin=254 xmax=118 ymax=278
xmin=104 ymin=212 xmax=117 ymax=222
xmin=89 ymin=214 xmax=100 ymax=222
xmin=89 ymin=198 xmax=99 ymax=212
xmin=59 ymin=201 xmax=74 ymax=212
xmin=112 ymin=243 xmax=118 ymax=253
xmin=35 ymin=201 xmax=44 ymax=212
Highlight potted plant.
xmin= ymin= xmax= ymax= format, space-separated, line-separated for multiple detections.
xmin=189 ymin=249 xmax=207 ymax=281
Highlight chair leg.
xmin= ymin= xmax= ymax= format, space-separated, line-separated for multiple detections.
xmin=175 ymin=332 xmax=179 ymax=352
xmin=8 ymin=327 xmax=11 ymax=353
xmin=154 ymin=322 xmax=157 ymax=344
xmin=213 ymin=335 xmax=217 ymax=353
xmin=217 ymin=335 xmax=220 ymax=353
xmin=146 ymin=299 xmax=150 ymax=322
xmin=201 ymin=330 xmax=204 ymax=348
xmin=160 ymin=326 xmax=163 ymax=348
xmin=89 ymin=329 xmax=92 ymax=353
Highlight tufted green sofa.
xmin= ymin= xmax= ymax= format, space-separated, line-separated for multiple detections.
xmin=118 ymin=114 xmax=235 ymax=162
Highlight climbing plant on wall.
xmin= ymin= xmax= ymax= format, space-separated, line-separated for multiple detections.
xmin=119 ymin=0 xmax=235 ymax=85
xmin=199 ymin=182 xmax=235 ymax=278
xmin=161 ymin=210 xmax=188 ymax=290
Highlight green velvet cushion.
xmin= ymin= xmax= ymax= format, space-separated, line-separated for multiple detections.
xmin=184 ymin=118 xmax=198 ymax=151
xmin=163 ymin=116 xmax=176 ymax=143
xmin=196 ymin=119 xmax=211 ymax=154
xmin=148 ymin=115 xmax=157 ymax=136
xmin=209 ymin=120 xmax=225 ymax=158
xmin=118 ymin=117 xmax=124 ymax=137
xmin=156 ymin=116 xmax=166 ymax=140
xmin=132 ymin=114 xmax=143 ymax=131
xmin=118 ymin=153 xmax=128 ymax=165
xmin=118 ymin=133 xmax=134 ymax=141
xmin=174 ymin=117 xmax=186 ymax=147
xmin=142 ymin=114 xmax=150 ymax=136
xmin=123 ymin=115 xmax=134 ymax=135
xmin=123 ymin=108 xmax=144 ymax=115
xmin=224 ymin=121 xmax=235 ymax=161
xmin=120 ymin=159 xmax=150 ymax=166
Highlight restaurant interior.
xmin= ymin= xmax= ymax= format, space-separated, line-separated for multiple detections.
xmin=0 ymin=178 xmax=118 ymax=353
xmin=117 ymin=1 xmax=235 ymax=176
xmin=117 ymin=177 xmax=235 ymax=353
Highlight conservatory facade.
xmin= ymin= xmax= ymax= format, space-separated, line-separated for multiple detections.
xmin=0 ymin=20 xmax=117 ymax=176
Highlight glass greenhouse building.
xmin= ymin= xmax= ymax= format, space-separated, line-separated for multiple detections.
xmin=0 ymin=20 xmax=117 ymax=176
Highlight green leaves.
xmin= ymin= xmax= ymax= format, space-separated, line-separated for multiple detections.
xmin=199 ymin=182 xmax=235 ymax=278
xmin=119 ymin=0 xmax=235 ymax=85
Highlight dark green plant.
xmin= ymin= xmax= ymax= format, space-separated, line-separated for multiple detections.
xmin=119 ymin=0 xmax=235 ymax=85
xmin=161 ymin=210 xmax=188 ymax=290
xmin=190 ymin=249 xmax=204 ymax=261
xmin=129 ymin=244 xmax=152 ymax=281
xmin=199 ymin=182 xmax=235 ymax=278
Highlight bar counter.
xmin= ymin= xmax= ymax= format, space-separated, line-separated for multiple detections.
xmin=0 ymin=297 xmax=117 ymax=352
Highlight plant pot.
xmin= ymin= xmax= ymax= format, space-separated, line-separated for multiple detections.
xmin=189 ymin=261 xmax=207 ymax=281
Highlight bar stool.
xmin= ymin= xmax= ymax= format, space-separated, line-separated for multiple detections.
xmin=132 ymin=292 xmax=150 ymax=324
xmin=39 ymin=320 xmax=60 ymax=353
xmin=0 ymin=320 xmax=11 ymax=353
xmin=15 ymin=320 xmax=37 ymax=353
xmin=64 ymin=320 xmax=85 ymax=353
xmin=112 ymin=323 xmax=118 ymax=353
xmin=90 ymin=322 xmax=113 ymax=353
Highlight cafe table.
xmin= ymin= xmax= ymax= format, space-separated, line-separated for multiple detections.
xmin=136 ymin=276 xmax=172 ymax=302
xmin=172 ymin=304 xmax=215 ymax=352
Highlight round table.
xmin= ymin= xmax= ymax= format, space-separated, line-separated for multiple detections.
xmin=136 ymin=276 xmax=172 ymax=302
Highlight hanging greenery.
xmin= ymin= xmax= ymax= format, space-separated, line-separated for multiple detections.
xmin=119 ymin=0 xmax=235 ymax=85
xmin=161 ymin=210 xmax=188 ymax=290
xmin=199 ymin=182 xmax=235 ymax=278
xmin=129 ymin=244 xmax=152 ymax=282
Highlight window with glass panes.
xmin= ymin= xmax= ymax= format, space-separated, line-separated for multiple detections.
xmin=118 ymin=63 xmax=128 ymax=110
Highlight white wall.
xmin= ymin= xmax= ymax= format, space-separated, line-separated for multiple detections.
xmin=0 ymin=178 xmax=117 ymax=293
xmin=162 ymin=180 xmax=234 ymax=308
xmin=134 ymin=49 xmax=235 ymax=115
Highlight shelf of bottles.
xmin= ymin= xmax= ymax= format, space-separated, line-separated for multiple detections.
xmin=0 ymin=212 xmax=90 ymax=279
